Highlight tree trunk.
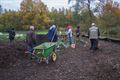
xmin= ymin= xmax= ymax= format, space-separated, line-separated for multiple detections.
xmin=87 ymin=0 xmax=92 ymax=23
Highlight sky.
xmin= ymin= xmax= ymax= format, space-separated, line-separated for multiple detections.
xmin=0 ymin=0 xmax=119 ymax=11
xmin=0 ymin=0 xmax=70 ymax=11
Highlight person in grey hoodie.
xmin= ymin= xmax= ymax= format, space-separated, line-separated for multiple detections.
xmin=88 ymin=23 xmax=100 ymax=50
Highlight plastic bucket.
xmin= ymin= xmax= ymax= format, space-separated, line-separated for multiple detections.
xmin=71 ymin=43 xmax=75 ymax=48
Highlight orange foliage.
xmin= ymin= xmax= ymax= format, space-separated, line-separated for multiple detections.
xmin=112 ymin=7 xmax=120 ymax=16
xmin=104 ymin=1 xmax=120 ymax=16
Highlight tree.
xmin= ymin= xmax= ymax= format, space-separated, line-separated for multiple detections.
xmin=68 ymin=0 xmax=94 ymax=23
xmin=0 ymin=5 xmax=3 ymax=14
xmin=0 ymin=10 xmax=23 ymax=31
xmin=97 ymin=0 xmax=120 ymax=38
xmin=49 ymin=7 xmax=74 ymax=28
xmin=20 ymin=0 xmax=51 ymax=29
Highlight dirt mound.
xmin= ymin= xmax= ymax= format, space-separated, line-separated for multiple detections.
xmin=36 ymin=34 xmax=49 ymax=45
xmin=0 ymin=35 xmax=48 ymax=68
xmin=0 ymin=36 xmax=120 ymax=80
xmin=0 ymin=42 xmax=26 ymax=68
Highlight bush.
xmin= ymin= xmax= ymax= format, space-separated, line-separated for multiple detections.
xmin=109 ymin=26 xmax=120 ymax=35
xmin=109 ymin=30 xmax=118 ymax=35
xmin=0 ymin=24 xmax=4 ymax=31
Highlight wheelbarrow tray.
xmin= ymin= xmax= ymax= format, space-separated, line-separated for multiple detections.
xmin=34 ymin=42 xmax=56 ymax=58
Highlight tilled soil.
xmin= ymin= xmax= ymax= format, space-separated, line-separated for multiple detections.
xmin=0 ymin=35 xmax=120 ymax=80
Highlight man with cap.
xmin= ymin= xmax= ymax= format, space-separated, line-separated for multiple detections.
xmin=88 ymin=23 xmax=100 ymax=50
xmin=26 ymin=25 xmax=36 ymax=53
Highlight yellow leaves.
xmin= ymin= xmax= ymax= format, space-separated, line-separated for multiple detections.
xmin=112 ymin=7 xmax=120 ymax=16
xmin=66 ymin=13 xmax=72 ymax=19
xmin=19 ymin=0 xmax=50 ymax=28
xmin=20 ymin=0 xmax=33 ymax=12
xmin=104 ymin=2 xmax=120 ymax=17
xmin=43 ymin=16 xmax=51 ymax=24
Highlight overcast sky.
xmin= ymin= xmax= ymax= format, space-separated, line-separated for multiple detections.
xmin=0 ymin=0 xmax=119 ymax=11
xmin=0 ymin=0 xmax=70 ymax=11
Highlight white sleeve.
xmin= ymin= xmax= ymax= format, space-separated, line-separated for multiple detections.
xmin=67 ymin=29 xmax=71 ymax=34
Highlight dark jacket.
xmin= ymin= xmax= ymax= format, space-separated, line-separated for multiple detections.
xmin=76 ymin=28 xmax=80 ymax=37
xmin=8 ymin=30 xmax=16 ymax=40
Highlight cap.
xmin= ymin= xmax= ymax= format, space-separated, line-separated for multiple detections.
xmin=91 ymin=23 xmax=95 ymax=26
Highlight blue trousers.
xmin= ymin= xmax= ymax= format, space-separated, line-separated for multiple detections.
xmin=69 ymin=37 xmax=72 ymax=46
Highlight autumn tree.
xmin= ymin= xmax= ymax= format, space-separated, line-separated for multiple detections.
xmin=68 ymin=0 xmax=95 ymax=24
xmin=0 ymin=5 xmax=2 ymax=14
xmin=0 ymin=10 xmax=22 ymax=31
xmin=97 ymin=0 xmax=120 ymax=38
xmin=20 ymin=0 xmax=51 ymax=30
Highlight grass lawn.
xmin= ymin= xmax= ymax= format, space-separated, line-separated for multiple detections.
xmin=36 ymin=31 xmax=48 ymax=35
xmin=0 ymin=31 xmax=48 ymax=43
xmin=0 ymin=30 xmax=120 ymax=43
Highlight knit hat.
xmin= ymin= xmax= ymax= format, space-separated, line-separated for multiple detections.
xmin=30 ymin=26 xmax=34 ymax=30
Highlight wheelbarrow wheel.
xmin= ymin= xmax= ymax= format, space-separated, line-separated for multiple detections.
xmin=36 ymin=58 xmax=41 ymax=64
xmin=51 ymin=52 xmax=57 ymax=62
xmin=46 ymin=59 xmax=49 ymax=64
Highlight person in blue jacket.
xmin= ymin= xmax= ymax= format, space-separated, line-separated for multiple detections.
xmin=48 ymin=25 xmax=58 ymax=42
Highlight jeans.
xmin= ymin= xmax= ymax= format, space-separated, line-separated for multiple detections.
xmin=90 ymin=39 xmax=98 ymax=50
xmin=69 ymin=37 xmax=72 ymax=46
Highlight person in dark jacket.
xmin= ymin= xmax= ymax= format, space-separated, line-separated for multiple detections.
xmin=8 ymin=28 xmax=16 ymax=43
xmin=75 ymin=25 xmax=80 ymax=44
xmin=26 ymin=26 xmax=36 ymax=53
xmin=88 ymin=23 xmax=100 ymax=50
xmin=76 ymin=26 xmax=80 ymax=38
xmin=48 ymin=25 xmax=58 ymax=42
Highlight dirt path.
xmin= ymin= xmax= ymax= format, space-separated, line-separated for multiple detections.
xmin=0 ymin=36 xmax=120 ymax=80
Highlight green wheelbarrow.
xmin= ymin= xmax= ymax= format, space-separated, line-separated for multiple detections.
xmin=33 ymin=42 xmax=57 ymax=64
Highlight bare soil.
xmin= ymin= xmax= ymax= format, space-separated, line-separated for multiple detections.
xmin=0 ymin=35 xmax=120 ymax=80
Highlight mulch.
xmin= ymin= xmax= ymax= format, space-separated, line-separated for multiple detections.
xmin=0 ymin=35 xmax=120 ymax=80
